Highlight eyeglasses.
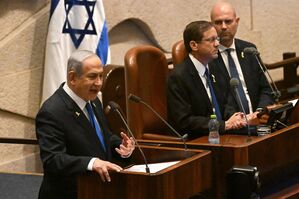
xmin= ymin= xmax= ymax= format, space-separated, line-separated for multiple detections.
xmin=200 ymin=36 xmax=220 ymax=43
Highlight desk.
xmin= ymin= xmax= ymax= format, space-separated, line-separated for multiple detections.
xmin=78 ymin=146 xmax=212 ymax=199
xmin=139 ymin=122 xmax=299 ymax=198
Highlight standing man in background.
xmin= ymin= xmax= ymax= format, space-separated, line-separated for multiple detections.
xmin=36 ymin=50 xmax=135 ymax=199
xmin=209 ymin=1 xmax=274 ymax=114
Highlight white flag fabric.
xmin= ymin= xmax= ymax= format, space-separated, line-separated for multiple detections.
xmin=41 ymin=0 xmax=110 ymax=103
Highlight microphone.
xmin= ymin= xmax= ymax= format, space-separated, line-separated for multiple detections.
xmin=243 ymin=47 xmax=281 ymax=102
xmin=243 ymin=47 xmax=259 ymax=56
xmin=106 ymin=101 xmax=150 ymax=173
xmin=128 ymin=94 xmax=188 ymax=151
xmin=230 ymin=78 xmax=247 ymax=114
xmin=230 ymin=78 xmax=251 ymax=139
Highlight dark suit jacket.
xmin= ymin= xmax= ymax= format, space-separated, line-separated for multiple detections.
xmin=167 ymin=56 xmax=235 ymax=139
xmin=209 ymin=39 xmax=274 ymax=112
xmin=36 ymin=84 xmax=123 ymax=199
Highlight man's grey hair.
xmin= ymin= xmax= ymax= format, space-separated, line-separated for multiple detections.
xmin=67 ymin=50 xmax=96 ymax=76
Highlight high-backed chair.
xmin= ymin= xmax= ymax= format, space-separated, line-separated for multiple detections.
xmin=102 ymin=65 xmax=126 ymax=137
xmin=172 ymin=40 xmax=188 ymax=66
xmin=125 ymin=45 xmax=179 ymax=141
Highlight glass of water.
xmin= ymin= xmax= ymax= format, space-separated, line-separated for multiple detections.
xmin=257 ymin=125 xmax=271 ymax=136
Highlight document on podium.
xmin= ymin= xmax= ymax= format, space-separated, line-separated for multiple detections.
xmin=124 ymin=161 xmax=180 ymax=173
xmin=289 ymin=99 xmax=298 ymax=107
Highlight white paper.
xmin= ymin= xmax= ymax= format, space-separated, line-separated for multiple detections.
xmin=289 ymin=99 xmax=298 ymax=107
xmin=124 ymin=161 xmax=180 ymax=174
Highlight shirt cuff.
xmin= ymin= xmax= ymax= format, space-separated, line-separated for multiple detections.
xmin=87 ymin=157 xmax=97 ymax=171
xmin=256 ymin=108 xmax=263 ymax=112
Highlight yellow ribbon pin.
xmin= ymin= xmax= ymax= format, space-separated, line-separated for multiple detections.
xmin=212 ymin=74 xmax=216 ymax=83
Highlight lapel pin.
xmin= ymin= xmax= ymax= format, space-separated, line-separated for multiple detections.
xmin=241 ymin=52 xmax=244 ymax=58
xmin=212 ymin=74 xmax=216 ymax=83
xmin=75 ymin=112 xmax=80 ymax=117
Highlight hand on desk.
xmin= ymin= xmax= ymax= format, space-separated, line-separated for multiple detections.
xmin=92 ymin=159 xmax=122 ymax=182
xmin=247 ymin=112 xmax=260 ymax=125
xmin=252 ymin=104 xmax=280 ymax=124
xmin=225 ymin=112 xmax=247 ymax=130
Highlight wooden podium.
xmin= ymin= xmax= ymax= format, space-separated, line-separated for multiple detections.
xmin=77 ymin=146 xmax=212 ymax=199
xmin=138 ymin=122 xmax=299 ymax=198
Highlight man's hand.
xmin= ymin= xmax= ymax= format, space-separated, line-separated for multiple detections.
xmin=115 ymin=132 xmax=135 ymax=157
xmin=247 ymin=112 xmax=260 ymax=125
xmin=225 ymin=112 xmax=247 ymax=130
xmin=92 ymin=159 xmax=122 ymax=182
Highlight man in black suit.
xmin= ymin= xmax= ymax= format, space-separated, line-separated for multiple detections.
xmin=167 ymin=21 xmax=246 ymax=139
xmin=210 ymin=1 xmax=274 ymax=114
xmin=36 ymin=50 xmax=135 ymax=199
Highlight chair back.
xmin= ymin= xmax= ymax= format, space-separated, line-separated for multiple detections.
xmin=172 ymin=40 xmax=188 ymax=66
xmin=125 ymin=45 xmax=178 ymax=140
xmin=102 ymin=65 xmax=126 ymax=136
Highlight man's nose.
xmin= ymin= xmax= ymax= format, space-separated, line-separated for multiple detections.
xmin=94 ymin=76 xmax=102 ymax=86
xmin=221 ymin=21 xmax=227 ymax=29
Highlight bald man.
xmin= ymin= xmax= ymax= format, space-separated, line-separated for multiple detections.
xmin=209 ymin=1 xmax=274 ymax=115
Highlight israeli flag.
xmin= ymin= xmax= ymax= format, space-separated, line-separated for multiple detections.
xmin=41 ymin=0 xmax=110 ymax=103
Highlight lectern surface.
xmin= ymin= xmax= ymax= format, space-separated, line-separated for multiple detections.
xmin=78 ymin=146 xmax=212 ymax=199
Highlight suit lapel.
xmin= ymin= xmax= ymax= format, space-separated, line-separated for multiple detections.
xmin=58 ymin=87 xmax=107 ymax=155
xmin=214 ymin=51 xmax=231 ymax=82
xmin=57 ymin=87 xmax=88 ymax=128
xmin=235 ymin=39 xmax=250 ymax=85
xmin=186 ymin=57 xmax=213 ymax=110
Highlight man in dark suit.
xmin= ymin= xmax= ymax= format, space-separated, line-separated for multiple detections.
xmin=210 ymin=1 xmax=274 ymax=114
xmin=167 ymin=21 xmax=246 ymax=139
xmin=36 ymin=50 xmax=135 ymax=199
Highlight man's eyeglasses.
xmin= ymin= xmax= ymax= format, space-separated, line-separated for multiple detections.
xmin=200 ymin=37 xmax=220 ymax=43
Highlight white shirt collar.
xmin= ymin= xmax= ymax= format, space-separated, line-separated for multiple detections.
xmin=63 ymin=83 xmax=87 ymax=111
xmin=218 ymin=39 xmax=236 ymax=53
xmin=189 ymin=53 xmax=207 ymax=77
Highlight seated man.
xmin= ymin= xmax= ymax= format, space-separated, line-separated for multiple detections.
xmin=167 ymin=20 xmax=246 ymax=139
xmin=36 ymin=50 xmax=135 ymax=199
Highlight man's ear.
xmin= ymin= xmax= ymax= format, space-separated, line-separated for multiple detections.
xmin=235 ymin=17 xmax=240 ymax=26
xmin=68 ymin=71 xmax=77 ymax=85
xmin=189 ymin=40 xmax=199 ymax=51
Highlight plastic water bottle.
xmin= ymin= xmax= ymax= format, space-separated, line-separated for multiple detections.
xmin=208 ymin=114 xmax=220 ymax=144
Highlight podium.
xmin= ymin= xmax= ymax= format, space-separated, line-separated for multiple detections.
xmin=77 ymin=146 xmax=212 ymax=199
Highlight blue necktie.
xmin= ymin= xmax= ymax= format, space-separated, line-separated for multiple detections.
xmin=205 ymin=67 xmax=222 ymax=120
xmin=226 ymin=48 xmax=250 ymax=114
xmin=86 ymin=102 xmax=106 ymax=151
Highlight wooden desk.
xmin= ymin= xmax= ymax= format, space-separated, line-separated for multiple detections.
xmin=78 ymin=146 xmax=212 ymax=199
xmin=139 ymin=122 xmax=299 ymax=198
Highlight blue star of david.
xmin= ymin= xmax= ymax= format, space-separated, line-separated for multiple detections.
xmin=62 ymin=0 xmax=97 ymax=48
